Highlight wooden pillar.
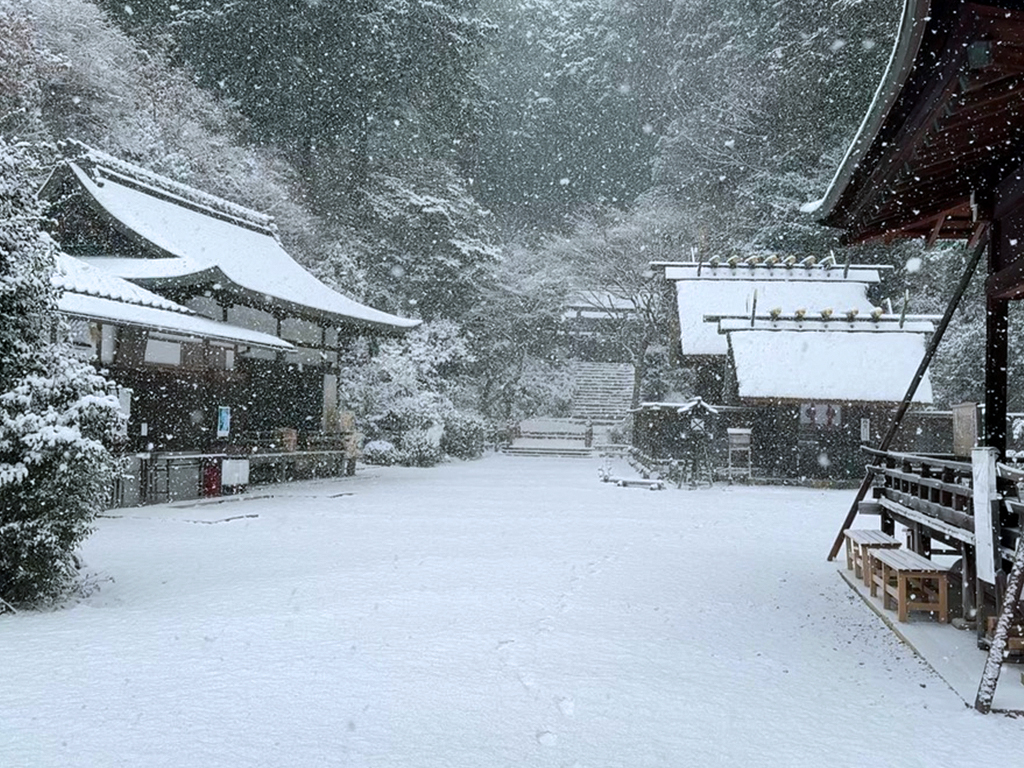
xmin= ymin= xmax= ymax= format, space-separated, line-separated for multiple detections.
xmin=984 ymin=295 xmax=1008 ymax=457
xmin=985 ymin=217 xmax=1010 ymax=456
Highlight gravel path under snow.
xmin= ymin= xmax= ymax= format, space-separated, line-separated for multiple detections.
xmin=3 ymin=455 xmax=1023 ymax=766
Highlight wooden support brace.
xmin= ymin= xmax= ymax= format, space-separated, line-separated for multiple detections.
xmin=975 ymin=526 xmax=1024 ymax=713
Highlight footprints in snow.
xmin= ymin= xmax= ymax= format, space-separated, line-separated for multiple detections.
xmin=495 ymin=639 xmax=576 ymax=749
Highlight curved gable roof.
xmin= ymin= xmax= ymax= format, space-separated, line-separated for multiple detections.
xmin=810 ymin=1 xmax=1024 ymax=243
xmin=46 ymin=142 xmax=419 ymax=333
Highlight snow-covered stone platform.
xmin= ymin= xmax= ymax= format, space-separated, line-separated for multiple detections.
xmin=3 ymin=455 xmax=1023 ymax=767
xmin=839 ymin=567 xmax=1024 ymax=714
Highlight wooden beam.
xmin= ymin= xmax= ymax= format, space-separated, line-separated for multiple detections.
xmin=985 ymin=294 xmax=1009 ymax=456
xmin=927 ymin=213 xmax=948 ymax=248
xmin=839 ymin=16 xmax=980 ymax=236
xmin=986 ymin=258 xmax=1024 ymax=300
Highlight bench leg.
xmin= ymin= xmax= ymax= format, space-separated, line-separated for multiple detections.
xmin=938 ymin=575 xmax=948 ymax=623
xmin=846 ymin=538 xmax=854 ymax=573
xmin=897 ymin=573 xmax=908 ymax=623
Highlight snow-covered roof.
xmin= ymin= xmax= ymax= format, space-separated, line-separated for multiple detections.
xmin=54 ymin=255 xmax=292 ymax=351
xmin=53 ymin=253 xmax=191 ymax=314
xmin=49 ymin=142 xmax=418 ymax=333
xmin=716 ymin=315 xmax=936 ymax=334
xmin=633 ymin=398 xmax=720 ymax=415
xmin=565 ymin=291 xmax=639 ymax=311
xmin=799 ymin=0 xmax=929 ymax=221
xmin=59 ymin=293 xmax=293 ymax=351
xmin=660 ymin=262 xmax=885 ymax=283
xmin=672 ymin=277 xmax=877 ymax=357
xmin=728 ymin=329 xmax=932 ymax=404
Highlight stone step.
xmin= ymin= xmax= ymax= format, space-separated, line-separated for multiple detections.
xmin=501 ymin=446 xmax=594 ymax=458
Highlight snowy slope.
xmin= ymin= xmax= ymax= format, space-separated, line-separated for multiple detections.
xmin=2 ymin=456 xmax=1021 ymax=767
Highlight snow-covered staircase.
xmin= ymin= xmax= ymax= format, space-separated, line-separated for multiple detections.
xmin=502 ymin=418 xmax=593 ymax=458
xmin=570 ymin=362 xmax=636 ymax=423
xmin=501 ymin=363 xmax=635 ymax=459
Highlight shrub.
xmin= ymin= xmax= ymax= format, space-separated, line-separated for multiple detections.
xmin=400 ymin=425 xmax=444 ymax=467
xmin=362 ymin=439 xmax=399 ymax=466
xmin=440 ymin=411 xmax=488 ymax=459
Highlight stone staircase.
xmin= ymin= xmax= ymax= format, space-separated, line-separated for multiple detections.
xmin=571 ymin=362 xmax=636 ymax=423
xmin=501 ymin=363 xmax=636 ymax=459
xmin=502 ymin=418 xmax=593 ymax=458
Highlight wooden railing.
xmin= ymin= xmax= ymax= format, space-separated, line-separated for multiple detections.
xmin=863 ymin=447 xmax=975 ymax=546
xmin=863 ymin=446 xmax=1023 ymax=566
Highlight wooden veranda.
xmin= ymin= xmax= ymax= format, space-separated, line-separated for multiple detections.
xmin=810 ymin=0 xmax=1024 ymax=710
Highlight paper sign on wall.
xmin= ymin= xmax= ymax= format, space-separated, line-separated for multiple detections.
xmin=217 ymin=406 xmax=231 ymax=438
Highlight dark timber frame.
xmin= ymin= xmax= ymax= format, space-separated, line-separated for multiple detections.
xmin=817 ymin=0 xmax=1024 ymax=463
xmin=813 ymin=1 xmax=1024 ymax=708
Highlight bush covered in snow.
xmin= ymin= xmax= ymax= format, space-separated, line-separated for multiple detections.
xmin=400 ymin=425 xmax=445 ymax=467
xmin=361 ymin=440 xmax=399 ymax=466
xmin=440 ymin=411 xmax=488 ymax=460
xmin=0 ymin=140 xmax=122 ymax=606
xmin=341 ymin=321 xmax=489 ymax=467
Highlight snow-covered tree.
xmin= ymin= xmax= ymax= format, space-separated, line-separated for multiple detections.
xmin=340 ymin=321 xmax=486 ymax=464
xmin=475 ymin=0 xmax=658 ymax=229
xmin=461 ymin=237 xmax=577 ymax=421
xmin=0 ymin=139 xmax=121 ymax=606
xmin=357 ymin=160 xmax=501 ymax=321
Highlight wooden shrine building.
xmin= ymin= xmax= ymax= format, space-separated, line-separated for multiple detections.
xmin=808 ymin=0 xmax=1024 ymax=709
xmin=655 ymin=259 xmax=938 ymax=478
xmin=41 ymin=140 xmax=418 ymax=503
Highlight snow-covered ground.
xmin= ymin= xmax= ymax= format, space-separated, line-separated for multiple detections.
xmin=3 ymin=455 xmax=1023 ymax=767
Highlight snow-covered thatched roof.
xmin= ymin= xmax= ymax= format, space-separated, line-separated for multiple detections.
xmin=632 ymin=397 xmax=719 ymax=415
xmin=44 ymin=140 xmax=419 ymax=333
xmin=54 ymin=254 xmax=292 ymax=351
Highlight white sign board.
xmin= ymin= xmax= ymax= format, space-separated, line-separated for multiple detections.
xmin=972 ymin=447 xmax=998 ymax=585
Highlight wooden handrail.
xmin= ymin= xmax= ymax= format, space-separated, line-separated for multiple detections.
xmin=861 ymin=446 xmax=971 ymax=473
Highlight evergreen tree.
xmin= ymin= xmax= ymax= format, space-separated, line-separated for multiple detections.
xmin=475 ymin=0 xmax=658 ymax=230
xmin=650 ymin=0 xmax=899 ymax=255
xmin=171 ymin=0 xmax=491 ymax=211
xmin=0 ymin=140 xmax=121 ymax=606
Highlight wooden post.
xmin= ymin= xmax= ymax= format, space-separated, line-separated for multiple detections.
xmin=827 ymin=229 xmax=988 ymax=560
xmin=984 ymin=296 xmax=1009 ymax=457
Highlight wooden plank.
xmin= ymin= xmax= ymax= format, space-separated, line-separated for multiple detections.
xmin=879 ymin=466 xmax=973 ymax=499
xmin=872 ymin=547 xmax=943 ymax=572
xmin=862 ymin=446 xmax=972 ymax=474
xmin=882 ymin=488 xmax=975 ymax=531
xmin=844 ymin=529 xmax=900 ymax=546
xmin=878 ymin=496 xmax=976 ymax=545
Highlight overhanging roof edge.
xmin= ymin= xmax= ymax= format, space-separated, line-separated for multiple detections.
xmin=804 ymin=0 xmax=933 ymax=223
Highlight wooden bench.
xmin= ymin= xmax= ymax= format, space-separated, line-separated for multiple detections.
xmin=868 ymin=547 xmax=949 ymax=623
xmin=605 ymin=477 xmax=665 ymax=490
xmin=843 ymin=529 xmax=902 ymax=586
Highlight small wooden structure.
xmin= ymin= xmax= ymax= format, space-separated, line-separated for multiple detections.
xmin=726 ymin=428 xmax=752 ymax=479
xmin=869 ymin=547 xmax=950 ymax=623
xmin=843 ymin=529 xmax=902 ymax=585
xmin=809 ymin=0 xmax=1024 ymax=710
xmin=631 ymin=398 xmax=719 ymax=485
